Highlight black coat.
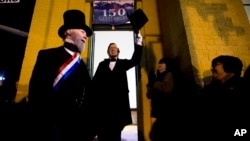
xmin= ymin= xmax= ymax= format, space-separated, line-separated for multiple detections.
xmin=28 ymin=43 xmax=94 ymax=141
xmin=92 ymin=44 xmax=143 ymax=130
xmin=199 ymin=76 xmax=249 ymax=137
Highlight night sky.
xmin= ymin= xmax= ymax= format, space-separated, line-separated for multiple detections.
xmin=0 ymin=0 xmax=36 ymax=81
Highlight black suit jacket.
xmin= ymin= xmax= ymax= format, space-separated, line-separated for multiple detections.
xmin=92 ymin=44 xmax=143 ymax=129
xmin=28 ymin=44 xmax=91 ymax=114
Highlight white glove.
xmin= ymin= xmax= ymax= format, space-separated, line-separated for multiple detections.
xmin=135 ymin=32 xmax=143 ymax=46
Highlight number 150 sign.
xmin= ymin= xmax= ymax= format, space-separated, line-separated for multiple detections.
xmin=93 ymin=0 xmax=134 ymax=25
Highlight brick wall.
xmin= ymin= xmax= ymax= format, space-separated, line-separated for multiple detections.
xmin=157 ymin=0 xmax=250 ymax=91
xmin=180 ymin=0 xmax=250 ymax=88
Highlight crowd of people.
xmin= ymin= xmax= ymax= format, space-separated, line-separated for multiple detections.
xmin=146 ymin=55 xmax=249 ymax=140
xmin=0 ymin=9 xmax=249 ymax=141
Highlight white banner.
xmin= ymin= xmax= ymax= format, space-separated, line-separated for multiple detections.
xmin=93 ymin=0 xmax=134 ymax=25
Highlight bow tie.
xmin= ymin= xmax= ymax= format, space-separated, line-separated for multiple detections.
xmin=110 ymin=58 xmax=116 ymax=62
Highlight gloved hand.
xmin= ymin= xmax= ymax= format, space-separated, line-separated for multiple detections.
xmin=135 ymin=31 xmax=143 ymax=46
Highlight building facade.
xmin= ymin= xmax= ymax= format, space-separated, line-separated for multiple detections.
xmin=13 ymin=0 xmax=250 ymax=140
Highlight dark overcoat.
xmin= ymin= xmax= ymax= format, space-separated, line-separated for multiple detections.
xmin=27 ymin=43 xmax=94 ymax=141
xmin=92 ymin=44 xmax=143 ymax=130
xmin=199 ymin=76 xmax=249 ymax=138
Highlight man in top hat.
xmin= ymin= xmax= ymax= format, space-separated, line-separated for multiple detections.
xmin=27 ymin=9 xmax=96 ymax=141
xmin=91 ymin=30 xmax=144 ymax=141
xmin=90 ymin=9 xmax=148 ymax=141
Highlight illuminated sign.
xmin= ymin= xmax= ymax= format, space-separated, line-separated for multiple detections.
xmin=93 ymin=0 xmax=134 ymax=25
xmin=0 ymin=0 xmax=20 ymax=3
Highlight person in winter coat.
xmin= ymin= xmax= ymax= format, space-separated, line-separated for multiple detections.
xmin=146 ymin=57 xmax=176 ymax=141
xmin=200 ymin=55 xmax=249 ymax=138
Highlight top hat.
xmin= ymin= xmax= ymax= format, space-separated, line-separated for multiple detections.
xmin=127 ymin=8 xmax=148 ymax=34
xmin=58 ymin=9 xmax=93 ymax=38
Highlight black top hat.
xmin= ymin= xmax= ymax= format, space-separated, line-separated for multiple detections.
xmin=127 ymin=8 xmax=148 ymax=34
xmin=58 ymin=9 xmax=93 ymax=38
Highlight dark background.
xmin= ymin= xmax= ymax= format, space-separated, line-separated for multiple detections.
xmin=0 ymin=0 xmax=36 ymax=101
xmin=0 ymin=0 xmax=36 ymax=81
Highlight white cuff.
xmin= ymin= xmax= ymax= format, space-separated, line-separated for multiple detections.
xmin=135 ymin=32 xmax=143 ymax=45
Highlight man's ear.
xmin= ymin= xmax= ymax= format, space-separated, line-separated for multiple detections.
xmin=65 ymin=29 xmax=72 ymax=36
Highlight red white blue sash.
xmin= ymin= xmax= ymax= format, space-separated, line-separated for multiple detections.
xmin=53 ymin=52 xmax=81 ymax=91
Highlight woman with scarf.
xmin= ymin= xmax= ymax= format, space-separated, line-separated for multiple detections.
xmin=146 ymin=57 xmax=176 ymax=141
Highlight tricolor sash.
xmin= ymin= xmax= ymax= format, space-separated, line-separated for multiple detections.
xmin=53 ymin=52 xmax=81 ymax=91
